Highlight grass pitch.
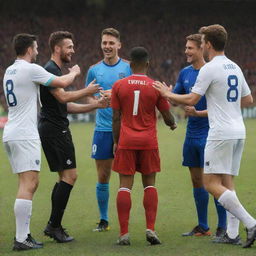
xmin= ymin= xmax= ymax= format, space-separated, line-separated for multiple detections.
xmin=0 ymin=119 xmax=256 ymax=256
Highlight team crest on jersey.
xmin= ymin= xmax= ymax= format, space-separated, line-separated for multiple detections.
xmin=119 ymin=73 xmax=125 ymax=79
xmin=66 ymin=159 xmax=72 ymax=165
xmin=35 ymin=160 xmax=40 ymax=165
xmin=205 ymin=161 xmax=210 ymax=166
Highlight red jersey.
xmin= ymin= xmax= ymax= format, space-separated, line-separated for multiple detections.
xmin=111 ymin=74 xmax=170 ymax=149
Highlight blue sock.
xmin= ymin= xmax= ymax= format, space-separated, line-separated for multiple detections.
xmin=193 ymin=187 xmax=209 ymax=230
xmin=96 ymin=183 xmax=109 ymax=221
xmin=214 ymin=198 xmax=227 ymax=229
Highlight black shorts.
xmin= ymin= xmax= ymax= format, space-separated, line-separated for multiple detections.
xmin=40 ymin=131 xmax=76 ymax=172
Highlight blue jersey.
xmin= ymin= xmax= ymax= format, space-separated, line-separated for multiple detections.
xmin=173 ymin=65 xmax=209 ymax=138
xmin=86 ymin=58 xmax=132 ymax=131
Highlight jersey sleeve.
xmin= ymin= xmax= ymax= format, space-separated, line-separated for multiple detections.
xmin=85 ymin=67 xmax=95 ymax=87
xmin=173 ymin=71 xmax=185 ymax=94
xmin=111 ymin=82 xmax=121 ymax=110
xmin=31 ymin=64 xmax=56 ymax=86
xmin=191 ymin=65 xmax=212 ymax=96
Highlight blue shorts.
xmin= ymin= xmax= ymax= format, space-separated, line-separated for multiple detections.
xmin=91 ymin=131 xmax=114 ymax=160
xmin=182 ymin=137 xmax=206 ymax=168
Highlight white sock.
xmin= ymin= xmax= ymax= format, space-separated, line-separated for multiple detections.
xmin=218 ymin=190 xmax=256 ymax=229
xmin=14 ymin=199 xmax=32 ymax=242
xmin=226 ymin=191 xmax=240 ymax=239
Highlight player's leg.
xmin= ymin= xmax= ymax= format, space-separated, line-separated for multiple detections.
xmin=204 ymin=139 xmax=256 ymax=248
xmin=4 ymin=140 xmax=43 ymax=251
xmin=91 ymin=131 xmax=113 ymax=231
xmin=182 ymin=138 xmax=211 ymax=236
xmin=42 ymin=132 xmax=76 ymax=242
xmin=116 ymin=174 xmax=134 ymax=245
xmin=140 ymin=149 xmax=161 ymax=245
xmin=112 ymin=148 xmax=136 ymax=245
xmin=212 ymin=175 xmax=240 ymax=244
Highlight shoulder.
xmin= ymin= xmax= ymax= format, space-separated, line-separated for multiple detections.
xmin=44 ymin=61 xmax=61 ymax=75
xmin=88 ymin=60 xmax=103 ymax=70
xmin=120 ymin=58 xmax=130 ymax=65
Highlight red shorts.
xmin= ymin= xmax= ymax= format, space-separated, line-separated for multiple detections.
xmin=112 ymin=148 xmax=160 ymax=175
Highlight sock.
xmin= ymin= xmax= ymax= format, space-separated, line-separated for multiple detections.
xmin=117 ymin=188 xmax=131 ymax=236
xmin=227 ymin=211 xmax=240 ymax=239
xmin=49 ymin=182 xmax=59 ymax=223
xmin=226 ymin=190 xmax=240 ymax=239
xmin=143 ymin=186 xmax=158 ymax=231
xmin=96 ymin=183 xmax=109 ymax=221
xmin=193 ymin=187 xmax=209 ymax=230
xmin=218 ymin=190 xmax=256 ymax=229
xmin=49 ymin=180 xmax=73 ymax=228
xmin=14 ymin=199 xmax=32 ymax=242
xmin=214 ymin=198 xmax=227 ymax=229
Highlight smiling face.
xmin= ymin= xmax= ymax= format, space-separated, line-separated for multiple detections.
xmin=58 ymin=38 xmax=74 ymax=63
xmin=101 ymin=34 xmax=121 ymax=63
xmin=185 ymin=40 xmax=202 ymax=65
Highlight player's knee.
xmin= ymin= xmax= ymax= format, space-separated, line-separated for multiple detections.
xmin=99 ymin=171 xmax=111 ymax=183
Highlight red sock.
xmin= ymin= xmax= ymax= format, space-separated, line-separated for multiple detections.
xmin=116 ymin=189 xmax=131 ymax=236
xmin=143 ymin=186 xmax=158 ymax=230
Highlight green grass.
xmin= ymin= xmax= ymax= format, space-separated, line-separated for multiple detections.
xmin=0 ymin=119 xmax=256 ymax=256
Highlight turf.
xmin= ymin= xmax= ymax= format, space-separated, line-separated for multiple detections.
xmin=0 ymin=119 xmax=256 ymax=256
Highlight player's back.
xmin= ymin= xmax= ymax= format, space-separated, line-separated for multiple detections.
xmin=3 ymin=60 xmax=40 ymax=141
xmin=112 ymin=74 xmax=169 ymax=149
xmin=199 ymin=56 xmax=250 ymax=140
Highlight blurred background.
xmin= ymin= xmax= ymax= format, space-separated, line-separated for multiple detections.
xmin=0 ymin=0 xmax=256 ymax=119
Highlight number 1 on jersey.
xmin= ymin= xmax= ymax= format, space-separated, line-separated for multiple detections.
xmin=133 ymin=90 xmax=140 ymax=115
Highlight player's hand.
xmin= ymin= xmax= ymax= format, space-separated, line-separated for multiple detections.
xmin=97 ymin=95 xmax=110 ymax=109
xmin=184 ymin=106 xmax=197 ymax=117
xmin=100 ymin=89 xmax=112 ymax=99
xmin=170 ymin=123 xmax=177 ymax=130
xmin=86 ymin=79 xmax=102 ymax=95
xmin=69 ymin=64 xmax=81 ymax=76
xmin=153 ymin=81 xmax=172 ymax=98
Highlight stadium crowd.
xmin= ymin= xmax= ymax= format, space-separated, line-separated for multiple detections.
xmin=0 ymin=1 xmax=256 ymax=111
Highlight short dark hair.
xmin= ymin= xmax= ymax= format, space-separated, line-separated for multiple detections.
xmin=48 ymin=31 xmax=74 ymax=53
xmin=13 ymin=33 xmax=37 ymax=56
xmin=199 ymin=24 xmax=227 ymax=51
xmin=186 ymin=34 xmax=202 ymax=48
xmin=101 ymin=28 xmax=120 ymax=41
xmin=130 ymin=47 xmax=149 ymax=65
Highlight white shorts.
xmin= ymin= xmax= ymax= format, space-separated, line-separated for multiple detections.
xmin=204 ymin=139 xmax=244 ymax=176
xmin=4 ymin=140 xmax=41 ymax=174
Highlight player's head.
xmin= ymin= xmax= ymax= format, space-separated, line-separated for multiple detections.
xmin=185 ymin=34 xmax=203 ymax=64
xmin=199 ymin=24 xmax=227 ymax=61
xmin=130 ymin=46 xmax=149 ymax=73
xmin=49 ymin=31 xmax=74 ymax=63
xmin=101 ymin=28 xmax=121 ymax=61
xmin=13 ymin=33 xmax=38 ymax=62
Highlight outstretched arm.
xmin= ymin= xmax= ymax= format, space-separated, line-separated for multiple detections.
xmin=153 ymin=81 xmax=201 ymax=106
xmin=50 ymin=65 xmax=81 ymax=88
xmin=50 ymin=79 xmax=101 ymax=104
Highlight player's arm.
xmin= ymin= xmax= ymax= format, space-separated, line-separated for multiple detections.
xmin=50 ymin=65 xmax=81 ymax=88
xmin=50 ymin=79 xmax=101 ymax=104
xmin=153 ymin=81 xmax=201 ymax=106
xmin=184 ymin=106 xmax=208 ymax=117
xmin=84 ymin=67 xmax=99 ymax=104
xmin=160 ymin=110 xmax=177 ymax=130
xmin=67 ymin=97 xmax=109 ymax=114
xmin=241 ymin=94 xmax=253 ymax=108
xmin=112 ymin=109 xmax=121 ymax=144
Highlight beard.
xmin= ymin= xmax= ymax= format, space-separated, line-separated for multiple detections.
xmin=60 ymin=52 xmax=71 ymax=63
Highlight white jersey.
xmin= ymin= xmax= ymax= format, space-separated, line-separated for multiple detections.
xmin=3 ymin=59 xmax=55 ymax=142
xmin=192 ymin=55 xmax=251 ymax=140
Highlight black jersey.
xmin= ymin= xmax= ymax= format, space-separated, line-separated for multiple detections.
xmin=39 ymin=60 xmax=69 ymax=137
